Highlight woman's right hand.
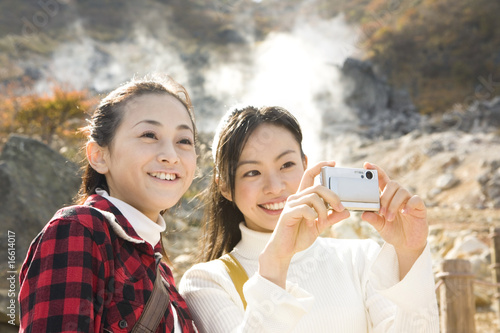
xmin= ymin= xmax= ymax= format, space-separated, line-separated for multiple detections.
xmin=259 ymin=161 xmax=350 ymax=288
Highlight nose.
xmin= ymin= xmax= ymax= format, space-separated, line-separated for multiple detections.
xmin=263 ymin=172 xmax=285 ymax=195
xmin=157 ymin=142 xmax=179 ymax=164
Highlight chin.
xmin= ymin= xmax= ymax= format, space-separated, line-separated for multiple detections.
xmin=157 ymin=198 xmax=180 ymax=211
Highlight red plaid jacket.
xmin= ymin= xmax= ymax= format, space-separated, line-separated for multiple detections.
xmin=19 ymin=194 xmax=197 ymax=332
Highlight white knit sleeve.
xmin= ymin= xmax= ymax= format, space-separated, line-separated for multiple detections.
xmin=242 ymin=273 xmax=314 ymax=332
xmin=179 ymin=261 xmax=313 ymax=333
xmin=365 ymin=242 xmax=440 ymax=333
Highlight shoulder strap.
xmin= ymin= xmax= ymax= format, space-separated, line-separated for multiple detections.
xmin=219 ymin=253 xmax=249 ymax=310
xmin=131 ymin=264 xmax=170 ymax=333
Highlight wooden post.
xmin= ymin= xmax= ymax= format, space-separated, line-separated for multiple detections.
xmin=438 ymin=259 xmax=476 ymax=333
xmin=490 ymin=227 xmax=500 ymax=324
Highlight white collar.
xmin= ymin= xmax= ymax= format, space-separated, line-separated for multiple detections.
xmin=234 ymin=223 xmax=273 ymax=260
xmin=96 ymin=189 xmax=166 ymax=248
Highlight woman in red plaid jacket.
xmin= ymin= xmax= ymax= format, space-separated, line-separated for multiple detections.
xmin=19 ymin=74 xmax=198 ymax=332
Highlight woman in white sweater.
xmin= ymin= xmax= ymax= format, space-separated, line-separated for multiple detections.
xmin=179 ymin=106 xmax=439 ymax=332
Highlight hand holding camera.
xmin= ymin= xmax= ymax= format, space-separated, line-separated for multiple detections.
xmin=267 ymin=160 xmax=429 ymax=282
xmin=321 ymin=162 xmax=429 ymax=278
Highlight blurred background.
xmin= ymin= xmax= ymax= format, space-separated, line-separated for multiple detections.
xmin=0 ymin=0 xmax=499 ymax=331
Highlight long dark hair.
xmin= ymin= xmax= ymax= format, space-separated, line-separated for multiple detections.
xmin=199 ymin=105 xmax=305 ymax=262
xmin=75 ymin=74 xmax=196 ymax=205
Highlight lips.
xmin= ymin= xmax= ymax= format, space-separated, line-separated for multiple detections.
xmin=149 ymin=172 xmax=177 ymax=180
xmin=259 ymin=201 xmax=286 ymax=211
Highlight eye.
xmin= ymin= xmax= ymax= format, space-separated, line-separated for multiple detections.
xmin=178 ymin=138 xmax=194 ymax=146
xmin=141 ymin=131 xmax=157 ymax=139
xmin=243 ymin=170 xmax=260 ymax=177
xmin=281 ymin=161 xmax=296 ymax=170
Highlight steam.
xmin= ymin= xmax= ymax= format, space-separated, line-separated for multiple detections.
xmin=246 ymin=15 xmax=360 ymax=163
xmin=34 ymin=10 xmax=360 ymax=164
xmin=36 ymin=20 xmax=188 ymax=93
xmin=203 ymin=14 xmax=360 ymax=163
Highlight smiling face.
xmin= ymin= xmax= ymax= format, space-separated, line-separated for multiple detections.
xmin=98 ymin=93 xmax=196 ymax=221
xmin=225 ymin=124 xmax=306 ymax=232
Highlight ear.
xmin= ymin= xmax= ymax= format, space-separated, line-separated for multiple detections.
xmin=302 ymin=154 xmax=308 ymax=170
xmin=86 ymin=141 xmax=109 ymax=174
xmin=216 ymin=175 xmax=232 ymax=202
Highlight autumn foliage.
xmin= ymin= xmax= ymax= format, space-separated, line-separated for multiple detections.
xmin=0 ymin=81 xmax=96 ymax=157
xmin=343 ymin=0 xmax=500 ymax=113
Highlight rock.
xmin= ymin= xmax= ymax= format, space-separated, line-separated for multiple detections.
xmin=441 ymin=155 xmax=460 ymax=171
xmin=436 ymin=173 xmax=460 ymax=190
xmin=425 ymin=140 xmax=445 ymax=156
xmin=336 ymin=57 xmax=421 ymax=139
xmin=478 ymin=167 xmax=500 ymax=208
xmin=0 ymin=135 xmax=81 ymax=289
xmin=491 ymin=197 xmax=500 ymax=209
xmin=486 ymin=171 xmax=500 ymax=196
xmin=341 ymin=58 xmax=389 ymax=116
xmin=490 ymin=159 xmax=500 ymax=171
xmin=445 ymin=234 xmax=490 ymax=259
xmin=428 ymin=228 xmax=456 ymax=259
xmin=477 ymin=173 xmax=490 ymax=186
xmin=427 ymin=188 xmax=442 ymax=199
xmin=433 ymin=96 xmax=500 ymax=133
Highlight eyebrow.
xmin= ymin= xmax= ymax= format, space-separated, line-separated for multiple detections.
xmin=133 ymin=120 xmax=194 ymax=133
xmin=237 ymin=149 xmax=296 ymax=167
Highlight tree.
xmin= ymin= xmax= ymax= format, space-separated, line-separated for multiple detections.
xmin=0 ymin=82 xmax=96 ymax=155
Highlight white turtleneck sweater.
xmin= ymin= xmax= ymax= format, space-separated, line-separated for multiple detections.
xmin=179 ymin=223 xmax=439 ymax=333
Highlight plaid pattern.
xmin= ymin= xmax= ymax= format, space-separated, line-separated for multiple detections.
xmin=19 ymin=195 xmax=196 ymax=333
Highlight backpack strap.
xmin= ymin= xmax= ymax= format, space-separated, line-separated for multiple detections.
xmin=219 ymin=253 xmax=249 ymax=310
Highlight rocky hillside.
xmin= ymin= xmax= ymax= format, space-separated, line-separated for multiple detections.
xmin=1 ymin=0 xmax=499 ymax=117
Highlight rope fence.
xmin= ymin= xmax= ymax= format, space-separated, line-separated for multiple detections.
xmin=434 ymin=227 xmax=500 ymax=333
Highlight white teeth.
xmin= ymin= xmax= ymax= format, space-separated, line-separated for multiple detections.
xmin=150 ymin=172 xmax=177 ymax=180
xmin=261 ymin=202 xmax=285 ymax=211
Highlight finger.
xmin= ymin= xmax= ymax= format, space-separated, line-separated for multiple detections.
xmin=313 ymin=210 xmax=350 ymax=236
xmin=326 ymin=209 xmax=350 ymax=226
xmin=361 ymin=211 xmax=385 ymax=232
xmin=364 ymin=162 xmax=391 ymax=193
xmin=291 ymin=185 xmax=344 ymax=212
xmin=386 ymin=186 xmax=411 ymax=221
xmin=299 ymin=161 xmax=336 ymax=191
xmin=404 ymin=195 xmax=427 ymax=219
xmin=288 ymin=193 xmax=329 ymax=223
xmin=286 ymin=204 xmax=319 ymax=224
xmin=378 ymin=180 xmax=398 ymax=217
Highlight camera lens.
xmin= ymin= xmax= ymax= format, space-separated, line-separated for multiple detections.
xmin=365 ymin=171 xmax=373 ymax=180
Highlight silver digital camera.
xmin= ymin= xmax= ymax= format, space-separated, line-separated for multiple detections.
xmin=320 ymin=167 xmax=380 ymax=211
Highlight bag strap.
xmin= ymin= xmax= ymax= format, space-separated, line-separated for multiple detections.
xmin=219 ymin=253 xmax=249 ymax=310
xmin=131 ymin=263 xmax=171 ymax=333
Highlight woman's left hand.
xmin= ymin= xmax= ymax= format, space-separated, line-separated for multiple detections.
xmin=361 ymin=162 xmax=428 ymax=278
